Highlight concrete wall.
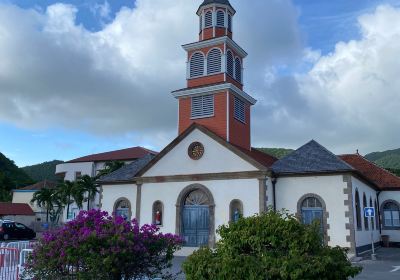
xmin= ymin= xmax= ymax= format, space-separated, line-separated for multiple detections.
xmin=101 ymin=184 xmax=137 ymax=220
xmin=2 ymin=215 xmax=35 ymax=227
xmin=56 ymin=162 xmax=94 ymax=181
xmin=351 ymin=177 xmax=380 ymax=249
xmin=379 ymin=191 xmax=400 ymax=243
xmin=143 ymin=128 xmax=258 ymax=177
xmin=275 ymin=175 xmax=350 ymax=248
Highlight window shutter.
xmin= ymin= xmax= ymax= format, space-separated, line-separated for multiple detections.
xmin=227 ymin=51 xmax=234 ymax=77
xmin=205 ymin=11 xmax=213 ymax=28
xmin=190 ymin=52 xmax=204 ymax=78
xmin=207 ymin=49 xmax=222 ymax=75
xmin=191 ymin=95 xmax=214 ymax=118
xmin=228 ymin=14 xmax=232 ymax=31
xmin=235 ymin=57 xmax=242 ymax=82
xmin=199 ymin=15 xmax=202 ymax=31
xmin=217 ymin=11 xmax=225 ymax=27
xmin=234 ymin=97 xmax=246 ymax=123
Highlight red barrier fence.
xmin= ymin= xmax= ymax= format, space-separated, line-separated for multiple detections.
xmin=0 ymin=247 xmax=19 ymax=280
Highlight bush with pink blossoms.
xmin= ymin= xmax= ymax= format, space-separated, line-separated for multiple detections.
xmin=25 ymin=209 xmax=182 ymax=280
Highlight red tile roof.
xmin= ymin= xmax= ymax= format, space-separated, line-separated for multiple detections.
xmin=339 ymin=154 xmax=400 ymax=190
xmin=236 ymin=146 xmax=278 ymax=168
xmin=68 ymin=147 xmax=158 ymax=163
xmin=18 ymin=180 xmax=58 ymax=191
xmin=0 ymin=203 xmax=35 ymax=216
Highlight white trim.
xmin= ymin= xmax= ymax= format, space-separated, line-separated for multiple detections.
xmin=226 ymin=91 xmax=230 ymax=142
xmin=183 ymin=36 xmax=247 ymax=58
xmin=172 ymin=82 xmax=257 ymax=105
xmin=197 ymin=4 xmax=236 ymax=16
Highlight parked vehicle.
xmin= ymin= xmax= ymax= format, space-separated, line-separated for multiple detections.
xmin=0 ymin=221 xmax=36 ymax=240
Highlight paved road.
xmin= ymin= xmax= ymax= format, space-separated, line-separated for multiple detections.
xmin=353 ymin=248 xmax=400 ymax=280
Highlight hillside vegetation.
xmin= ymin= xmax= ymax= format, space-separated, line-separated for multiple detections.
xmin=365 ymin=149 xmax=400 ymax=176
xmin=23 ymin=160 xmax=64 ymax=182
xmin=0 ymin=152 xmax=34 ymax=201
xmin=256 ymin=148 xmax=294 ymax=159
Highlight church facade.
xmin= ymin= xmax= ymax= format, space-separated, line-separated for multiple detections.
xmin=98 ymin=0 xmax=400 ymax=256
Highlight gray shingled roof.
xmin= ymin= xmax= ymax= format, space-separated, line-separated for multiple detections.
xmin=98 ymin=154 xmax=155 ymax=183
xmin=271 ymin=140 xmax=354 ymax=174
xmin=198 ymin=0 xmax=234 ymax=12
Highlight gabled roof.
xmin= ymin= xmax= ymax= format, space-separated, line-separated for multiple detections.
xmin=98 ymin=154 xmax=156 ymax=184
xmin=68 ymin=147 xmax=158 ymax=163
xmin=0 ymin=203 xmax=34 ymax=216
xmin=272 ymin=140 xmax=354 ymax=175
xmin=16 ymin=180 xmax=58 ymax=191
xmin=340 ymin=154 xmax=400 ymax=190
xmin=136 ymin=123 xmax=277 ymax=177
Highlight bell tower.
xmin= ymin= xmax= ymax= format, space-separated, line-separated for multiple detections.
xmin=172 ymin=0 xmax=256 ymax=150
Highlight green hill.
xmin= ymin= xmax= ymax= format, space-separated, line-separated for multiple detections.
xmin=256 ymin=148 xmax=294 ymax=159
xmin=365 ymin=148 xmax=400 ymax=176
xmin=0 ymin=152 xmax=34 ymax=201
xmin=22 ymin=160 xmax=64 ymax=182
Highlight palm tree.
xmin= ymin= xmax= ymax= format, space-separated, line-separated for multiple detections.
xmin=77 ymin=175 xmax=99 ymax=210
xmin=58 ymin=181 xmax=75 ymax=219
xmin=96 ymin=161 xmax=125 ymax=179
xmin=31 ymin=188 xmax=55 ymax=222
xmin=71 ymin=181 xmax=85 ymax=211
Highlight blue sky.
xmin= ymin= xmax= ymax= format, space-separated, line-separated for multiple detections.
xmin=1 ymin=0 xmax=400 ymax=167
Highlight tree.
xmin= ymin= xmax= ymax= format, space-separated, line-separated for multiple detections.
xmin=183 ymin=210 xmax=362 ymax=280
xmin=76 ymin=175 xmax=99 ymax=210
xmin=96 ymin=161 xmax=125 ymax=179
xmin=31 ymin=188 xmax=56 ymax=222
xmin=58 ymin=180 xmax=75 ymax=219
xmin=25 ymin=210 xmax=183 ymax=280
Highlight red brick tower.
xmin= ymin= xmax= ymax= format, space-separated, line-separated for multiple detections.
xmin=172 ymin=0 xmax=256 ymax=150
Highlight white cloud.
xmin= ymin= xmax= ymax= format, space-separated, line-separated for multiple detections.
xmin=0 ymin=0 xmax=302 ymax=148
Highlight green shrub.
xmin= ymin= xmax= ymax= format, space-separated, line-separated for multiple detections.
xmin=183 ymin=211 xmax=361 ymax=280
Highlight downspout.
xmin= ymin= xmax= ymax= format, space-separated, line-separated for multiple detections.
xmin=377 ymin=191 xmax=382 ymax=235
xmin=271 ymin=176 xmax=277 ymax=211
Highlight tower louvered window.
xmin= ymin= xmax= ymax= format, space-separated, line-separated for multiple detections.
xmin=228 ymin=14 xmax=232 ymax=31
xmin=199 ymin=15 xmax=202 ymax=31
xmin=217 ymin=11 xmax=225 ymax=27
xmin=191 ymin=95 xmax=214 ymax=118
xmin=227 ymin=50 xmax=234 ymax=77
xmin=205 ymin=11 xmax=213 ymax=28
xmin=207 ymin=49 xmax=222 ymax=75
xmin=235 ymin=57 xmax=242 ymax=82
xmin=234 ymin=97 xmax=246 ymax=123
xmin=190 ymin=52 xmax=204 ymax=78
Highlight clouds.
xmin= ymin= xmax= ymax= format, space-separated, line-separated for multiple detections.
xmin=0 ymin=0 xmax=399 ymax=154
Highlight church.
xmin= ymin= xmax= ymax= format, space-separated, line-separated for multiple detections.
xmin=97 ymin=0 xmax=400 ymax=256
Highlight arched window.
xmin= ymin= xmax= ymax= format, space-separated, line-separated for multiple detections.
xmin=228 ymin=14 xmax=232 ymax=31
xmin=234 ymin=57 xmax=242 ymax=82
xmin=205 ymin=11 xmax=213 ymax=28
xmin=152 ymin=201 xmax=164 ymax=226
xmin=114 ymin=198 xmax=131 ymax=220
xmin=355 ymin=190 xmax=361 ymax=230
xmin=363 ymin=193 xmax=369 ymax=230
xmin=207 ymin=48 xmax=222 ymax=75
xmin=300 ymin=196 xmax=324 ymax=238
xmin=370 ymin=197 xmax=374 ymax=230
xmin=226 ymin=50 xmax=234 ymax=77
xmin=375 ymin=199 xmax=379 ymax=229
xmin=190 ymin=52 xmax=204 ymax=78
xmin=216 ymin=10 xmax=225 ymax=27
xmin=382 ymin=201 xmax=400 ymax=227
xmin=229 ymin=199 xmax=243 ymax=222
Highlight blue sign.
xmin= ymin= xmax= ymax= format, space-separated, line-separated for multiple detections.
xmin=364 ymin=207 xmax=375 ymax=218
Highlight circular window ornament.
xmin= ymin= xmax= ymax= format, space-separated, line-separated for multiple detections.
xmin=188 ymin=142 xmax=204 ymax=160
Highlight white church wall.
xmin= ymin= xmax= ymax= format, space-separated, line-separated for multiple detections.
xmin=143 ymin=129 xmax=258 ymax=177
xmin=275 ymin=175 xmax=350 ymax=248
xmin=101 ymin=184 xmax=137 ymax=219
xmin=351 ymin=177 xmax=380 ymax=249
xmin=140 ymin=178 xmax=260 ymax=238
xmin=379 ymin=191 xmax=400 ymax=243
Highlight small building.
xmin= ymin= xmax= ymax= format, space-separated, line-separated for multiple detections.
xmin=0 ymin=202 xmax=35 ymax=226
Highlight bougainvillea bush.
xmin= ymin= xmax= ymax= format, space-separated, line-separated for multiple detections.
xmin=183 ymin=211 xmax=362 ymax=280
xmin=25 ymin=210 xmax=182 ymax=280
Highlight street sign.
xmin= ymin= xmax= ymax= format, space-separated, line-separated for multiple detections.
xmin=364 ymin=207 xmax=375 ymax=218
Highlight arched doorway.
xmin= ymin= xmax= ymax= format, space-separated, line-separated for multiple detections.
xmin=176 ymin=184 xmax=215 ymax=247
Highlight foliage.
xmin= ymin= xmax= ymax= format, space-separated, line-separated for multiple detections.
xmin=256 ymin=148 xmax=294 ymax=159
xmin=58 ymin=180 xmax=76 ymax=219
xmin=22 ymin=160 xmax=64 ymax=182
xmin=0 ymin=152 xmax=34 ymax=201
xmin=31 ymin=188 xmax=60 ymax=222
xmin=25 ymin=210 xmax=182 ymax=280
xmin=386 ymin=168 xmax=400 ymax=177
xmin=76 ymin=175 xmax=99 ymax=210
xmin=96 ymin=161 xmax=126 ymax=179
xmin=365 ymin=149 xmax=400 ymax=169
xmin=183 ymin=211 xmax=362 ymax=280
